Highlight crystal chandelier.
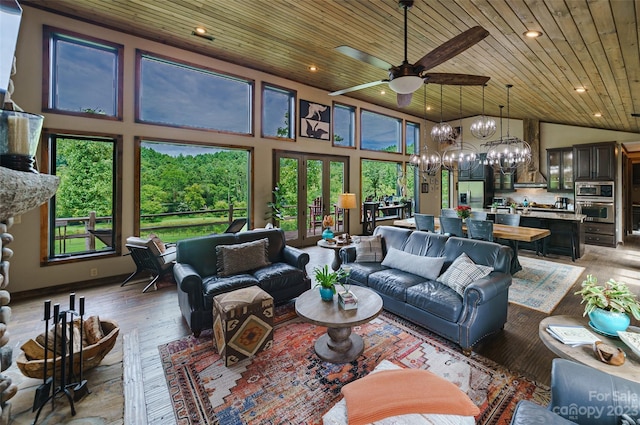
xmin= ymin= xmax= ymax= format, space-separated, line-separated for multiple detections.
xmin=430 ymin=85 xmax=453 ymax=143
xmin=481 ymin=85 xmax=531 ymax=173
xmin=470 ymin=84 xmax=496 ymax=139
xmin=441 ymin=87 xmax=478 ymax=172
xmin=409 ymin=86 xmax=441 ymax=177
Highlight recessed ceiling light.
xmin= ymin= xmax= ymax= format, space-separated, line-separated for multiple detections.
xmin=594 ymin=112 xmax=602 ymax=117
xmin=575 ymin=87 xmax=587 ymax=93
xmin=195 ymin=27 xmax=206 ymax=34
xmin=380 ymin=90 xmax=386 ymax=95
xmin=192 ymin=27 xmax=214 ymax=41
xmin=308 ymin=65 xmax=317 ymax=72
xmin=524 ymin=30 xmax=543 ymax=39
xmin=426 ymin=106 xmax=432 ymax=111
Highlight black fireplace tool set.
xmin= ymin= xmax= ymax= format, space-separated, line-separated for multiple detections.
xmin=32 ymin=293 xmax=90 ymax=424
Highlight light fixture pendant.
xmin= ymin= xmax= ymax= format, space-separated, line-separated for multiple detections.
xmin=470 ymin=84 xmax=496 ymax=139
xmin=442 ymin=86 xmax=478 ymax=172
xmin=430 ymin=85 xmax=453 ymax=143
xmin=409 ymin=86 xmax=441 ymax=176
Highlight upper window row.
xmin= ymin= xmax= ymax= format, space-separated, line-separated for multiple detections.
xmin=44 ymin=26 xmax=419 ymax=153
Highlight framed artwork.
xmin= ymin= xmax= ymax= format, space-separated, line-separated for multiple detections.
xmin=300 ymin=100 xmax=330 ymax=140
xmin=421 ymin=182 xmax=429 ymax=193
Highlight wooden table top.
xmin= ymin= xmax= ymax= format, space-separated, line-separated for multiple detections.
xmin=316 ymin=239 xmax=353 ymax=250
xmin=393 ymin=217 xmax=551 ymax=243
xmin=539 ymin=315 xmax=640 ymax=383
xmin=295 ymin=286 xmax=383 ymax=329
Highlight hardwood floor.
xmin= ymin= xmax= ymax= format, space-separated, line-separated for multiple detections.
xmin=6 ymin=235 xmax=640 ymax=424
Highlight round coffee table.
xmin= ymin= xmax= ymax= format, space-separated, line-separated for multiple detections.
xmin=539 ymin=315 xmax=640 ymax=383
xmin=295 ymin=285 xmax=383 ymax=363
xmin=316 ymin=239 xmax=353 ymax=270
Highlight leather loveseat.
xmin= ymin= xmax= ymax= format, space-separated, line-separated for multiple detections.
xmin=510 ymin=358 xmax=640 ymax=424
xmin=340 ymin=225 xmax=512 ymax=353
xmin=173 ymin=228 xmax=311 ymax=336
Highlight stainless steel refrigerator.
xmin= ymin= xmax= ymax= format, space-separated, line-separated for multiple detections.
xmin=458 ymin=181 xmax=487 ymax=210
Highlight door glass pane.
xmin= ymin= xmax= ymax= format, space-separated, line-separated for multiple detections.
xmin=441 ymin=169 xmax=450 ymax=208
xmin=548 ymin=150 xmax=560 ymax=190
xmin=306 ymin=159 xmax=324 ymax=237
xmin=562 ymin=150 xmax=574 ymax=190
xmin=278 ymin=157 xmax=299 ymax=240
xmin=330 ymin=161 xmax=345 ymax=232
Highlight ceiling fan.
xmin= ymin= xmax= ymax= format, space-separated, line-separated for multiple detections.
xmin=329 ymin=0 xmax=491 ymax=107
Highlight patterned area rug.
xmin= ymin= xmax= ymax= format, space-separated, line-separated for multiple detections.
xmin=510 ymin=256 xmax=585 ymax=314
xmin=159 ymin=304 xmax=549 ymax=425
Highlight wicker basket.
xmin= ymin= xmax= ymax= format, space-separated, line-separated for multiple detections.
xmin=17 ymin=319 xmax=119 ymax=379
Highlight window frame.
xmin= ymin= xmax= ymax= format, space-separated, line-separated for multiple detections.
xmin=359 ymin=157 xmax=405 ymax=215
xmin=405 ymin=121 xmax=420 ymax=155
xmin=261 ymin=82 xmax=297 ymax=141
xmin=42 ymin=25 xmax=124 ymax=120
xmin=332 ymin=102 xmax=356 ymax=149
xmin=40 ymin=129 xmax=123 ymax=265
xmin=133 ymin=136 xmax=255 ymax=238
xmin=359 ymin=109 xmax=403 ymax=154
xmin=135 ymin=50 xmax=255 ymax=135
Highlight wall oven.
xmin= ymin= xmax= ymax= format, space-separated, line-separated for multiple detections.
xmin=575 ymin=181 xmax=614 ymax=223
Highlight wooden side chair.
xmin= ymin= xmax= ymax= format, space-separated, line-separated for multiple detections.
xmin=122 ymin=236 xmax=177 ymax=293
xmin=308 ymin=197 xmax=323 ymax=234
xmin=466 ymin=219 xmax=494 ymax=242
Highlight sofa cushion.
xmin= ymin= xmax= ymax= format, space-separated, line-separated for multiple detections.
xmin=437 ymin=253 xmax=493 ymax=296
xmin=346 ymin=262 xmax=387 ymax=287
xmin=402 ymin=231 xmax=448 ymax=257
xmin=216 ymin=238 xmax=271 ymax=277
xmin=368 ymin=270 xmax=425 ymax=302
xmin=381 ymin=247 xmax=446 ymax=280
xmin=202 ymin=274 xmax=260 ymax=310
xmin=253 ymin=262 xmax=307 ymax=293
xmin=354 ymin=235 xmax=384 ymax=262
xmin=405 ymin=281 xmax=464 ymax=322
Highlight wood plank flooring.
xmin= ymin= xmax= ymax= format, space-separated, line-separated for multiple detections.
xmin=6 ymin=235 xmax=640 ymax=424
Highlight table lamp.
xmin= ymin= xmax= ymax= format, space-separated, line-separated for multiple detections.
xmin=337 ymin=193 xmax=357 ymax=239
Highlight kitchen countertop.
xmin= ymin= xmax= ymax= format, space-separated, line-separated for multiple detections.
xmin=483 ymin=208 xmax=586 ymax=222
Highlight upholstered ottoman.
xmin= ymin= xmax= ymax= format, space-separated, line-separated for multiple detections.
xmin=213 ymin=286 xmax=274 ymax=366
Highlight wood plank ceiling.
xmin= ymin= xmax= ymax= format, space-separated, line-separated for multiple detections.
xmin=23 ymin=0 xmax=640 ymax=134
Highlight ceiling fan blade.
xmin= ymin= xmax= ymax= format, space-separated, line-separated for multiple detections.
xmin=329 ymin=80 xmax=388 ymax=96
xmin=423 ymin=73 xmax=490 ymax=86
xmin=335 ymin=45 xmax=393 ymax=70
xmin=397 ymin=93 xmax=413 ymax=107
xmin=414 ymin=26 xmax=490 ymax=71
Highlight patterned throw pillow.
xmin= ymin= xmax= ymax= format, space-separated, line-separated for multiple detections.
xmin=216 ymin=238 xmax=271 ymax=277
xmin=437 ymin=252 xmax=493 ymax=296
xmin=354 ymin=235 xmax=384 ymax=263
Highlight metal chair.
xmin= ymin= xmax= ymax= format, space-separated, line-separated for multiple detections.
xmin=224 ymin=218 xmax=247 ymax=233
xmin=440 ymin=208 xmax=458 ymax=218
xmin=470 ymin=211 xmax=488 ymax=221
xmin=439 ymin=216 xmax=464 ymax=237
xmin=122 ymin=236 xmax=177 ymax=292
xmin=495 ymin=213 xmax=521 ymax=226
xmin=308 ymin=197 xmax=323 ymax=234
xmin=414 ymin=213 xmax=435 ymax=232
xmin=466 ymin=219 xmax=494 ymax=242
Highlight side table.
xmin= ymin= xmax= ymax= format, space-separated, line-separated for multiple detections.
xmin=539 ymin=315 xmax=640 ymax=383
xmin=317 ymin=239 xmax=353 ymax=270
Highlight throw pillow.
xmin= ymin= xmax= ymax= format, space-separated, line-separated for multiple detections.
xmin=437 ymin=252 xmax=493 ymax=296
xmin=341 ymin=368 xmax=480 ymax=425
xmin=149 ymin=234 xmax=166 ymax=254
xmin=354 ymin=235 xmax=384 ymax=262
xmin=381 ymin=247 xmax=446 ymax=280
xmin=216 ymin=238 xmax=271 ymax=277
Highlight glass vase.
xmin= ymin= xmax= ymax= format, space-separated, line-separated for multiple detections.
xmin=322 ymin=228 xmax=334 ymax=240
xmin=0 ymin=110 xmax=44 ymax=173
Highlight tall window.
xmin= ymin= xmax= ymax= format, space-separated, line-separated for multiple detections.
xmin=262 ymin=83 xmax=295 ymax=139
xmin=333 ymin=103 xmax=355 ymax=148
xmin=406 ymin=121 xmax=419 ymax=155
xmin=44 ymin=132 xmax=121 ymax=262
xmin=137 ymin=51 xmax=253 ymax=134
xmin=137 ymin=139 xmax=251 ymax=241
xmin=43 ymin=26 xmax=123 ymax=119
xmin=361 ymin=159 xmax=404 ymax=203
xmin=360 ymin=110 xmax=402 ymax=153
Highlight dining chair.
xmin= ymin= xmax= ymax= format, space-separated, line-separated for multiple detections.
xmin=440 ymin=208 xmax=458 ymax=218
xmin=495 ymin=213 xmax=521 ymax=226
xmin=470 ymin=211 xmax=488 ymax=221
xmin=466 ymin=219 xmax=494 ymax=242
xmin=414 ymin=213 xmax=435 ymax=232
xmin=439 ymin=216 xmax=464 ymax=237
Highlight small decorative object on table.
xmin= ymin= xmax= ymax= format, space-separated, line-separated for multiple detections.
xmin=575 ymin=274 xmax=640 ymax=335
xmin=313 ymin=265 xmax=347 ymax=301
xmin=455 ymin=205 xmax=471 ymax=219
xmin=509 ymin=203 xmax=517 ymax=214
xmin=490 ymin=202 xmax=498 ymax=213
xmin=593 ymin=341 xmax=626 ymax=366
xmin=617 ymin=330 xmax=640 ymax=358
xmin=337 ymin=265 xmax=357 ymax=310
xmin=321 ymin=215 xmax=334 ymax=240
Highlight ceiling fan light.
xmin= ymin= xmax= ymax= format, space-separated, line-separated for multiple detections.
xmin=389 ymin=75 xmax=423 ymax=94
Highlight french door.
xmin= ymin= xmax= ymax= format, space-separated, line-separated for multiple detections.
xmin=273 ymin=151 xmax=349 ymax=247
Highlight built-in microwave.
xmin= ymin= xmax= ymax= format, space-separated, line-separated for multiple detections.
xmin=575 ymin=181 xmax=614 ymax=199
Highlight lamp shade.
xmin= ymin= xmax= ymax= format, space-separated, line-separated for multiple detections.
xmin=337 ymin=193 xmax=357 ymax=209
xmin=389 ymin=75 xmax=423 ymax=94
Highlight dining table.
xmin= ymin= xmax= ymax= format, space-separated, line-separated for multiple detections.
xmin=393 ymin=217 xmax=551 ymax=275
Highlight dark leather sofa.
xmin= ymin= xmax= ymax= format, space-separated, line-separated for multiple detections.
xmin=340 ymin=226 xmax=512 ymax=353
xmin=173 ymin=228 xmax=311 ymax=336
xmin=510 ymin=358 xmax=640 ymax=424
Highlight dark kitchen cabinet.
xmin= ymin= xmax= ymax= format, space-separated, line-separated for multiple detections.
xmin=547 ymin=148 xmax=574 ymax=192
xmin=573 ymin=142 xmax=616 ymax=181
xmin=458 ymin=159 xmax=491 ymax=181
xmin=583 ymin=222 xmax=616 ymax=247
xmin=493 ymin=169 xmax=514 ymax=191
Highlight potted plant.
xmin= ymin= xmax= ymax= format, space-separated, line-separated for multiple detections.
xmin=575 ymin=274 xmax=640 ymax=335
xmin=265 ymin=185 xmax=286 ymax=226
xmin=509 ymin=202 xmax=517 ymax=214
xmin=455 ymin=205 xmax=471 ymax=220
xmin=491 ymin=202 xmax=498 ymax=213
xmin=313 ymin=265 xmax=347 ymax=301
